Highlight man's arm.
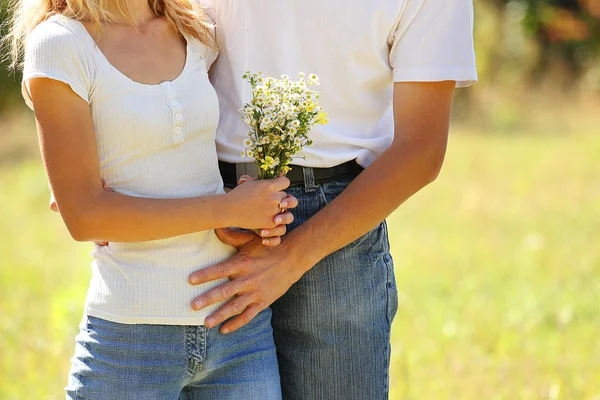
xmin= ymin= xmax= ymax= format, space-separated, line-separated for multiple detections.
xmin=286 ymin=81 xmax=455 ymax=262
xmin=189 ymin=81 xmax=456 ymax=333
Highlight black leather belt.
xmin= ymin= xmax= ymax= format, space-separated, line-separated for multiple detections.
xmin=219 ymin=160 xmax=364 ymax=188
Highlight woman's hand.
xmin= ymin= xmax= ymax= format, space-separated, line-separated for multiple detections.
xmin=225 ymin=175 xmax=295 ymax=231
xmin=236 ymin=174 xmax=298 ymax=247
xmin=235 ymin=175 xmax=298 ymax=247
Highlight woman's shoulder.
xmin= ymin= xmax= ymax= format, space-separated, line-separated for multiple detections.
xmin=27 ymin=15 xmax=86 ymax=52
xmin=187 ymin=34 xmax=218 ymax=70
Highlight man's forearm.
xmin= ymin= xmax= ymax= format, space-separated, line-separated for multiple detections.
xmin=286 ymin=136 xmax=447 ymax=268
xmin=285 ymin=81 xmax=456 ymax=269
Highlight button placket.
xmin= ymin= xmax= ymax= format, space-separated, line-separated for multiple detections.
xmin=164 ymin=83 xmax=184 ymax=145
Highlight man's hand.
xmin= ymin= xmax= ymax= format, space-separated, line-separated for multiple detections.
xmin=188 ymin=228 xmax=313 ymax=334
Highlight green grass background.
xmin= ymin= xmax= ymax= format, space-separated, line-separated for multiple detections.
xmin=0 ymin=118 xmax=599 ymax=399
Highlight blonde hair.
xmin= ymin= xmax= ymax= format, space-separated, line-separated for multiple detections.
xmin=4 ymin=0 xmax=216 ymax=70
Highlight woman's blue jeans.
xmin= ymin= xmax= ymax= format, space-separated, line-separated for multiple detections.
xmin=66 ymin=309 xmax=281 ymax=399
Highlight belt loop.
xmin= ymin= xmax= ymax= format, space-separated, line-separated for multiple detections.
xmin=235 ymin=164 xmax=244 ymax=183
xmin=236 ymin=163 xmax=258 ymax=183
xmin=302 ymin=167 xmax=318 ymax=192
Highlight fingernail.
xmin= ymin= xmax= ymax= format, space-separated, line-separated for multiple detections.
xmin=275 ymin=217 xmax=282 ymax=224
xmin=261 ymin=230 xmax=269 ymax=237
xmin=262 ymin=238 xmax=270 ymax=245
xmin=280 ymin=201 xmax=287 ymax=208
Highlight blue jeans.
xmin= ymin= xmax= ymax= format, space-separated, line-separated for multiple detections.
xmin=272 ymin=171 xmax=399 ymax=400
xmin=65 ymin=309 xmax=281 ymax=399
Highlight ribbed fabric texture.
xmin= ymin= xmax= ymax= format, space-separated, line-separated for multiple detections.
xmin=23 ymin=15 xmax=235 ymax=325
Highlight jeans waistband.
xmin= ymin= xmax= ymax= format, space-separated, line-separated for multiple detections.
xmin=218 ymin=160 xmax=364 ymax=189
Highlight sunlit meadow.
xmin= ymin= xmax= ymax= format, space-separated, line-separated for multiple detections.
xmin=0 ymin=105 xmax=599 ymax=399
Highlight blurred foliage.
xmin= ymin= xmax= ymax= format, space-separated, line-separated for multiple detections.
xmin=480 ymin=0 xmax=600 ymax=87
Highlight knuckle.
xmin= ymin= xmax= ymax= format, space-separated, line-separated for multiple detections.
xmin=216 ymin=264 xmax=228 ymax=277
xmin=245 ymin=276 xmax=259 ymax=289
xmin=239 ymin=261 xmax=252 ymax=275
xmin=238 ymin=258 xmax=252 ymax=274
xmin=220 ymin=286 xmax=230 ymax=299
xmin=242 ymin=314 xmax=253 ymax=324
xmin=211 ymin=313 xmax=225 ymax=323
xmin=231 ymin=301 xmax=242 ymax=314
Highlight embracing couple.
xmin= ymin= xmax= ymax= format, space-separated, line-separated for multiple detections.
xmin=8 ymin=0 xmax=476 ymax=398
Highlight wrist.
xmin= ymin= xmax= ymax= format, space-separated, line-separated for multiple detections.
xmin=216 ymin=192 xmax=237 ymax=228
xmin=282 ymin=228 xmax=325 ymax=274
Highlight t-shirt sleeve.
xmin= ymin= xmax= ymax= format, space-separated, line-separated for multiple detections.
xmin=202 ymin=14 xmax=219 ymax=69
xmin=22 ymin=21 xmax=91 ymax=109
xmin=205 ymin=48 xmax=219 ymax=70
xmin=203 ymin=41 xmax=219 ymax=70
xmin=388 ymin=0 xmax=478 ymax=88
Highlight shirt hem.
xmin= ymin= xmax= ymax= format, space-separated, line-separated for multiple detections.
xmin=392 ymin=65 xmax=478 ymax=88
xmin=85 ymin=306 xmax=207 ymax=326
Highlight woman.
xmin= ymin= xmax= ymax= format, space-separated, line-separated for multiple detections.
xmin=7 ymin=0 xmax=293 ymax=397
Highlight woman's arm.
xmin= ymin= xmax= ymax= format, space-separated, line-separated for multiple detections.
xmin=28 ymin=78 xmax=292 ymax=243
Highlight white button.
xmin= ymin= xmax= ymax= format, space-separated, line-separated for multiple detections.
xmin=174 ymin=114 xmax=183 ymax=121
xmin=174 ymin=127 xmax=182 ymax=135
xmin=165 ymin=86 xmax=174 ymax=93
xmin=169 ymin=100 xmax=179 ymax=107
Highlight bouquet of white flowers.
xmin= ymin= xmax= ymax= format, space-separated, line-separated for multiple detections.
xmin=240 ymin=71 xmax=328 ymax=179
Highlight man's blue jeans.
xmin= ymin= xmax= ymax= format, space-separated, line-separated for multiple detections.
xmin=272 ymin=170 xmax=399 ymax=399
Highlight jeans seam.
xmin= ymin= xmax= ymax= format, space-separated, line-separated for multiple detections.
xmin=185 ymin=326 xmax=204 ymax=380
xmin=382 ymin=221 xmax=396 ymax=397
xmin=384 ymin=253 xmax=396 ymax=397
xmin=318 ymin=186 xmax=329 ymax=206
xmin=202 ymin=326 xmax=207 ymax=370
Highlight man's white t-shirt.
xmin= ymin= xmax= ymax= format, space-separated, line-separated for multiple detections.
xmin=203 ymin=0 xmax=478 ymax=168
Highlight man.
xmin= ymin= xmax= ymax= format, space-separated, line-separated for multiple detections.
xmin=188 ymin=0 xmax=477 ymax=398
